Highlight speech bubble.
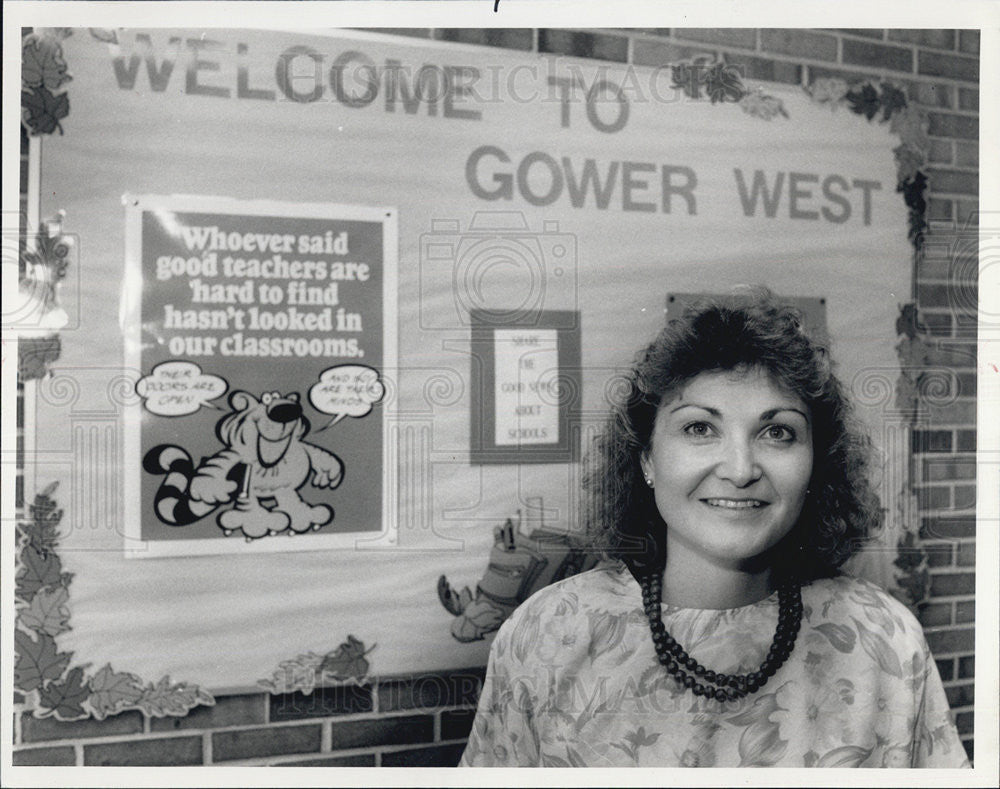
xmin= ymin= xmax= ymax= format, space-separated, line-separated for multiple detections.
xmin=137 ymin=360 xmax=228 ymax=417
xmin=309 ymin=364 xmax=385 ymax=430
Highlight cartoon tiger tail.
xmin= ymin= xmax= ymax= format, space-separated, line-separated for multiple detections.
xmin=142 ymin=444 xmax=243 ymax=526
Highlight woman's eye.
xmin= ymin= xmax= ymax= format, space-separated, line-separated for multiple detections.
xmin=683 ymin=422 xmax=713 ymax=437
xmin=763 ymin=425 xmax=795 ymax=442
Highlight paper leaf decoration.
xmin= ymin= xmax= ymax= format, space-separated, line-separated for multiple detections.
xmin=15 ymin=485 xmax=214 ymax=720
xmin=14 ymin=629 xmax=72 ymax=692
xmin=18 ymin=586 xmax=72 ymax=637
xmin=87 ymin=664 xmax=145 ymax=720
xmin=21 ymin=33 xmax=72 ymax=91
xmin=37 ymin=667 xmax=90 ymax=720
xmin=319 ymin=635 xmax=375 ymax=682
xmin=134 ymin=676 xmax=215 ymax=718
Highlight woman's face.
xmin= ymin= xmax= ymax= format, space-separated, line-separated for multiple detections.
xmin=640 ymin=367 xmax=814 ymax=572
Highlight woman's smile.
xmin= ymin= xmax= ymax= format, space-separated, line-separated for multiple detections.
xmin=701 ymin=497 xmax=768 ymax=510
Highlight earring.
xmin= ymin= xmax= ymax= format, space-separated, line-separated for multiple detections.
xmin=644 ymin=475 xmax=654 ymax=488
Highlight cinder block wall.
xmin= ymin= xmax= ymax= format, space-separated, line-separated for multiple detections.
xmin=14 ymin=27 xmax=978 ymax=766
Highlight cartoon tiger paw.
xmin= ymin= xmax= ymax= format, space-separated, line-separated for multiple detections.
xmin=190 ymin=472 xmax=238 ymax=505
xmin=274 ymin=492 xmax=332 ymax=533
xmin=219 ymin=506 xmax=290 ymax=540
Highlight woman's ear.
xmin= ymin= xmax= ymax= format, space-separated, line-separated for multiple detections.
xmin=639 ymin=450 xmax=651 ymax=483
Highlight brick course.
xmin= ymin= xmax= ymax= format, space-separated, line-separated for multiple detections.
xmin=538 ymin=29 xmax=629 ymax=62
xmin=909 ymin=81 xmax=953 ymax=109
xmin=834 ymin=29 xmax=884 ymax=40
xmin=212 ymin=723 xmax=322 ymax=762
xmin=377 ymin=667 xmax=485 ymax=712
xmin=281 ymin=753 xmax=377 ymax=766
xmin=12 ymin=746 xmax=76 ymax=766
xmin=920 ymin=516 xmax=975 ymax=540
xmin=269 ymin=683 xmax=373 ymax=722
xmin=84 ymin=736 xmax=203 ymax=767
xmin=434 ymin=28 xmax=533 ymax=51
xmin=329 ymin=714 xmax=434 ymax=750
xmin=925 ymin=627 xmax=975 ymax=654
xmin=760 ymin=29 xmax=838 ymax=60
xmin=926 ymin=168 xmax=978 ymax=195
xmin=381 ymin=742 xmax=467 ymax=767
xmin=440 ymin=708 xmax=478 ymax=741
xmin=674 ymin=28 xmax=758 ymax=49
xmin=888 ymin=29 xmax=956 ymax=50
xmin=918 ymin=51 xmax=979 ymax=82
xmin=21 ymin=710 xmax=144 ymax=743
xmin=954 ymin=142 xmax=978 ymax=168
xmin=945 ymin=683 xmax=974 ymax=709
xmin=150 ymin=692 xmax=266 ymax=732
xmin=632 ymin=38 xmax=713 ymax=68
xmin=929 ymin=571 xmax=975 ymax=597
xmin=955 ymin=600 xmax=976 ymax=623
xmin=955 ymin=430 xmax=976 ymax=451
xmin=957 ymin=30 xmax=980 ymax=55
xmin=841 ymin=38 xmax=913 ymax=72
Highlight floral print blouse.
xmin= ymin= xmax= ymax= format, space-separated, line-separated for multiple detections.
xmin=460 ymin=563 xmax=969 ymax=768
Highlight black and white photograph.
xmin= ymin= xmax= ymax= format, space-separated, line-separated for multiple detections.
xmin=2 ymin=1 xmax=996 ymax=785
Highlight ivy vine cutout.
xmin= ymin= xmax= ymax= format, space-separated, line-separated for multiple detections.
xmin=805 ymin=77 xmax=930 ymax=250
xmin=890 ymin=302 xmax=935 ymax=609
xmin=16 ymin=211 xmax=75 ymax=382
xmin=808 ymin=77 xmax=850 ymax=108
xmin=671 ymin=56 xmax=747 ymax=104
xmin=22 ymin=32 xmax=72 ymax=91
xmin=804 ymin=76 xmax=936 ymax=610
xmin=18 ymin=337 xmax=63 ymax=383
xmin=893 ymin=531 xmax=930 ymax=611
xmin=668 ymin=54 xmax=788 ymax=119
xmin=740 ymin=88 xmax=790 ymax=121
xmin=258 ymin=636 xmax=376 ymax=695
xmin=14 ymin=485 xmax=215 ymax=720
xmin=21 ymin=31 xmax=72 ymax=136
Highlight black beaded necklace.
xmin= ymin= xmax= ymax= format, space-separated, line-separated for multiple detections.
xmin=639 ymin=571 xmax=803 ymax=702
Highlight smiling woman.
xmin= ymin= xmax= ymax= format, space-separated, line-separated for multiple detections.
xmin=459 ymin=289 xmax=970 ymax=768
xmin=640 ymin=368 xmax=814 ymax=610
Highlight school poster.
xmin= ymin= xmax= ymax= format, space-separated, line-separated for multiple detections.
xmin=123 ymin=196 xmax=396 ymax=556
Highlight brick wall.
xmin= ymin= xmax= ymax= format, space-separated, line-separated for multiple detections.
xmin=13 ymin=670 xmax=484 ymax=766
xmin=14 ymin=27 xmax=977 ymax=766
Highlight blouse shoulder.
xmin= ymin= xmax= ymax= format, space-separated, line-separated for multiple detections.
xmin=489 ymin=560 xmax=632 ymax=659
xmin=805 ymin=574 xmax=929 ymax=652
xmin=516 ymin=560 xmax=630 ymax=613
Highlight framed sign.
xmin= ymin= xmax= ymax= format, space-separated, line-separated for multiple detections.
xmin=122 ymin=194 xmax=397 ymax=557
xmin=469 ymin=309 xmax=581 ymax=464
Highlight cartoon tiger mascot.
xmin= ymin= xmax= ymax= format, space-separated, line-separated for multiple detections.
xmin=143 ymin=390 xmax=343 ymax=541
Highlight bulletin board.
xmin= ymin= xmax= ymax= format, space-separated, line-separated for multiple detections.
xmin=23 ymin=27 xmax=915 ymax=699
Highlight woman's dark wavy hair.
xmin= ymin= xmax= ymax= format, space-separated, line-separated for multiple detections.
xmin=582 ymin=288 xmax=883 ymax=582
